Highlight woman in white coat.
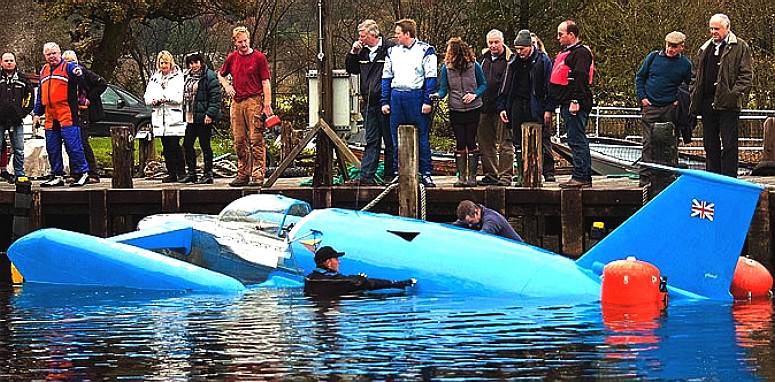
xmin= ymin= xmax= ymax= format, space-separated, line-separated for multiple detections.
xmin=144 ymin=50 xmax=186 ymax=182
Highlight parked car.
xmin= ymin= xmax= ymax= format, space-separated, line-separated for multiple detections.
xmin=88 ymin=84 xmax=152 ymax=137
xmin=20 ymin=84 xmax=151 ymax=139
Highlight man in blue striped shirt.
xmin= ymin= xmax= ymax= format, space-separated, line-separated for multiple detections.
xmin=381 ymin=18 xmax=438 ymax=187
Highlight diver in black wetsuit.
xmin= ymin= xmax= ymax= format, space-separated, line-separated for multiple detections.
xmin=304 ymin=246 xmax=416 ymax=297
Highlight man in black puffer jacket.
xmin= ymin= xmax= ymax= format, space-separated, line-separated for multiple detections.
xmin=0 ymin=52 xmax=34 ymax=183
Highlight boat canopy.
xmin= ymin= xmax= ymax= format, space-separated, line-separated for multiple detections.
xmin=217 ymin=194 xmax=312 ymax=237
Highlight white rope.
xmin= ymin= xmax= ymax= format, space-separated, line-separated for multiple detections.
xmin=360 ymin=183 xmax=399 ymax=211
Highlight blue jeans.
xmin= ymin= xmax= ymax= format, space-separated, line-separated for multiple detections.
xmin=45 ymin=124 xmax=89 ymax=176
xmin=0 ymin=124 xmax=25 ymax=176
xmin=560 ymin=106 xmax=592 ymax=181
xmin=360 ymin=105 xmax=394 ymax=180
xmin=389 ymin=89 xmax=432 ymax=176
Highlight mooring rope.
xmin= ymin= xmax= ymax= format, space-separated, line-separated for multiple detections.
xmin=419 ymin=183 xmax=427 ymax=220
xmin=359 ymin=178 xmax=427 ymax=221
xmin=360 ymin=182 xmax=399 ymax=211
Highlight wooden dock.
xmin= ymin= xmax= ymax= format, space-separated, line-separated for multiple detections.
xmin=0 ymin=174 xmax=773 ymax=282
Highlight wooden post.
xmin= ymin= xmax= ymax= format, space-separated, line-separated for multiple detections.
xmin=111 ymin=125 xmax=134 ymax=188
xmin=752 ymin=117 xmax=775 ymax=175
xmin=12 ymin=181 xmax=34 ymax=241
xmin=522 ymin=122 xmax=543 ymax=188
xmin=398 ymin=124 xmax=419 ymax=218
xmin=161 ymin=189 xmax=180 ymax=213
xmin=746 ymin=190 xmax=772 ymax=271
xmin=561 ymin=188 xmax=584 ymax=258
xmin=30 ymin=190 xmax=41 ymax=231
xmin=761 ymin=117 xmax=775 ymax=161
xmin=647 ymin=122 xmax=678 ymax=199
xmin=484 ymin=186 xmax=506 ymax=216
xmin=88 ymin=190 xmax=108 ymax=237
xmin=312 ymin=187 xmax=332 ymax=209
xmin=313 ymin=0 xmax=334 ymax=186
xmin=0 ymin=252 xmax=10 ymax=284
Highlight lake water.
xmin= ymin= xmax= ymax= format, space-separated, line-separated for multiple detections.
xmin=0 ymin=285 xmax=772 ymax=380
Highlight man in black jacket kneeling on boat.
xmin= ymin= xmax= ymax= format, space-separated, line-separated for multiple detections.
xmin=304 ymin=246 xmax=416 ymax=297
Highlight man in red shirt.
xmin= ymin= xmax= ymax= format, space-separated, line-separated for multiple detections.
xmin=218 ymin=26 xmax=273 ymax=187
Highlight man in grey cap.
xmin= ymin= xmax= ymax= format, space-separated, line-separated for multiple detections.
xmin=497 ymin=29 xmax=553 ymax=184
xmin=634 ymin=31 xmax=692 ymax=187
xmin=689 ymin=14 xmax=753 ymax=177
xmin=304 ymin=246 xmax=416 ymax=297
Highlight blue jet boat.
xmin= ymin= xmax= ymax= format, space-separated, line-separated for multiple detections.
xmin=6 ymin=167 xmax=765 ymax=300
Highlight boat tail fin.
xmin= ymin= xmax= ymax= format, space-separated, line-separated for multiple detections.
xmin=576 ymin=168 xmax=763 ymax=300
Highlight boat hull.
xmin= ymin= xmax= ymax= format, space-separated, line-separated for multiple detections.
xmin=8 ymin=228 xmax=245 ymax=293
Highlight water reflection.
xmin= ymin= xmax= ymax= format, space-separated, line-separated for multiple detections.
xmin=0 ymin=285 xmax=772 ymax=380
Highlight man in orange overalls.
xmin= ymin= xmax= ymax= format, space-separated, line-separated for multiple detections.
xmin=32 ymin=42 xmax=90 ymax=187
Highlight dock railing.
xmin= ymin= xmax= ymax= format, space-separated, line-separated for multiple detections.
xmin=554 ymin=106 xmax=775 ymax=162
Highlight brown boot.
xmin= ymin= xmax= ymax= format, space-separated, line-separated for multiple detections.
xmin=559 ymin=178 xmax=592 ymax=189
xmin=229 ymin=177 xmax=249 ymax=187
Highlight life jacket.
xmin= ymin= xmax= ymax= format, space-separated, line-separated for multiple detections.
xmin=39 ymin=61 xmax=76 ymax=128
xmin=549 ymin=45 xmax=594 ymax=86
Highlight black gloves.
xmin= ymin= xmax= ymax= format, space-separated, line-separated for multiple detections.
xmin=395 ymin=278 xmax=417 ymax=288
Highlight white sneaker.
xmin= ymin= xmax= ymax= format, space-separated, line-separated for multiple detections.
xmin=70 ymin=173 xmax=89 ymax=187
xmin=41 ymin=176 xmax=65 ymax=187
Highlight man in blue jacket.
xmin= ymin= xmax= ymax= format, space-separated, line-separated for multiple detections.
xmin=634 ymin=31 xmax=692 ymax=187
xmin=452 ymin=200 xmax=523 ymax=242
xmin=381 ymin=18 xmax=438 ymax=187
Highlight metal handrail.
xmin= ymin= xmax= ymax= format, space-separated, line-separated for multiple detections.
xmin=554 ymin=106 xmax=773 ymax=145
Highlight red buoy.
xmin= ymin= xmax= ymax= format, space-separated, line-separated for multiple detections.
xmin=730 ymin=257 xmax=773 ymax=300
xmin=601 ymin=256 xmax=667 ymax=306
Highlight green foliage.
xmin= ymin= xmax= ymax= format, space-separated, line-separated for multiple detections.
xmin=276 ymin=94 xmax=308 ymax=129
xmin=89 ymin=136 xmax=233 ymax=169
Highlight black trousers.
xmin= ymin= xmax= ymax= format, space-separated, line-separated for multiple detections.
xmin=183 ymin=123 xmax=213 ymax=174
xmin=161 ymin=136 xmax=185 ymax=176
xmin=449 ymin=108 xmax=481 ymax=151
xmin=701 ymin=101 xmax=739 ymax=177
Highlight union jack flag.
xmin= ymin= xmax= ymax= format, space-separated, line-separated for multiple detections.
xmin=690 ymin=199 xmax=715 ymax=222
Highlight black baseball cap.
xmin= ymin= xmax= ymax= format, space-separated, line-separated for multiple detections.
xmin=314 ymin=246 xmax=345 ymax=264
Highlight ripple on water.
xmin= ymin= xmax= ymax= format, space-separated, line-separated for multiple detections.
xmin=0 ymin=286 xmax=772 ymax=380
